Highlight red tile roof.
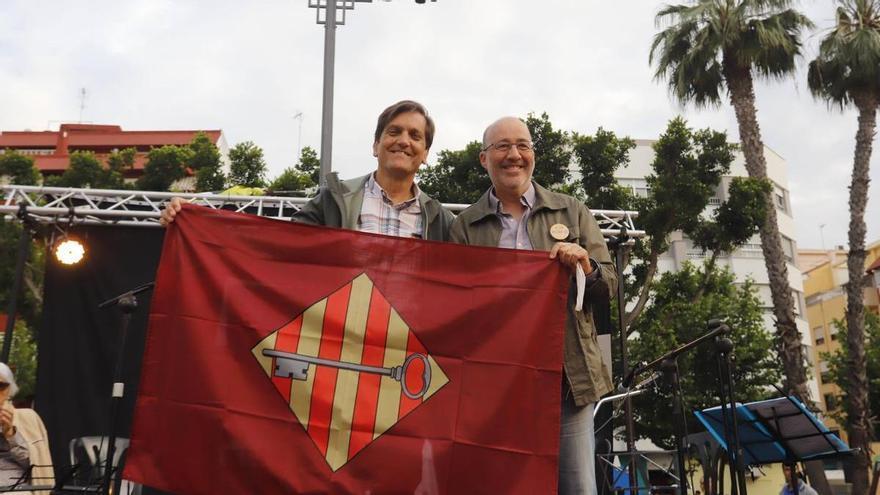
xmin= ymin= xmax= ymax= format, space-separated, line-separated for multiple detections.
xmin=0 ymin=124 xmax=223 ymax=173
xmin=867 ymin=256 xmax=880 ymax=273
xmin=0 ymin=124 xmax=222 ymax=149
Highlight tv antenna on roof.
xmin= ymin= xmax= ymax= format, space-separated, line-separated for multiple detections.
xmin=294 ymin=111 xmax=304 ymax=160
xmin=79 ymin=88 xmax=87 ymax=123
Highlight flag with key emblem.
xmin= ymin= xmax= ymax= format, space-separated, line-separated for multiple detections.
xmin=252 ymin=272 xmax=449 ymax=472
xmin=125 ymin=204 xmax=568 ymax=495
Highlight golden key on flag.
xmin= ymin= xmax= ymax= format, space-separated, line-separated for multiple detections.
xmin=263 ymin=349 xmax=432 ymax=400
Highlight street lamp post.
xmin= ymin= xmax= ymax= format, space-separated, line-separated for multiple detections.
xmin=308 ymin=0 xmax=371 ymax=186
xmin=307 ymin=0 xmax=435 ymax=186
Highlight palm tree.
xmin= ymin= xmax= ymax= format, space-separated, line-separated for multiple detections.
xmin=808 ymin=2 xmax=880 ymax=492
xmin=649 ymin=3 xmax=832 ymax=491
xmin=650 ymin=0 xmax=812 ymax=403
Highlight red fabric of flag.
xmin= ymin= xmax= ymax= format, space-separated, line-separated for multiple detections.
xmin=124 ymin=204 xmax=568 ymax=495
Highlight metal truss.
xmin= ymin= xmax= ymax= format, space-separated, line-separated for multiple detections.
xmin=1 ymin=184 xmax=643 ymax=238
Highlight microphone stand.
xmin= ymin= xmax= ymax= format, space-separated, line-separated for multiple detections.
xmin=661 ymin=358 xmax=688 ymax=495
xmin=97 ymin=281 xmax=154 ymax=495
xmin=621 ymin=320 xmax=731 ymax=495
xmin=606 ymin=226 xmax=639 ymax=495
xmin=714 ymin=335 xmax=748 ymax=495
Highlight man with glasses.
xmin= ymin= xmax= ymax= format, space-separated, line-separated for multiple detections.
xmin=450 ymin=116 xmax=615 ymax=495
xmin=161 ymin=100 xmax=454 ymax=241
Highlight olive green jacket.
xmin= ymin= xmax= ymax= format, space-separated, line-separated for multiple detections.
xmin=292 ymin=173 xmax=455 ymax=241
xmin=449 ymin=182 xmax=616 ymax=405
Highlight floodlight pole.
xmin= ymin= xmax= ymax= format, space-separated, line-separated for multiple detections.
xmin=319 ymin=0 xmax=338 ymax=187
xmin=1 ymin=204 xmax=33 ymax=364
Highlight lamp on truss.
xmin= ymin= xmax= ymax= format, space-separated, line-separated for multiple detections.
xmin=54 ymin=236 xmax=85 ymax=265
xmin=50 ymin=213 xmax=86 ymax=266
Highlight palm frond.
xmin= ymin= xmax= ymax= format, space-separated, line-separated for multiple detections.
xmin=651 ymin=0 xmax=811 ymax=105
xmin=807 ymin=0 xmax=880 ymax=107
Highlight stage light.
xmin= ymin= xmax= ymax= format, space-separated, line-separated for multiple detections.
xmin=54 ymin=238 xmax=85 ymax=265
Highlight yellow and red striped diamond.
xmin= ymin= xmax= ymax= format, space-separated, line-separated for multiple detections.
xmin=251 ymin=273 xmax=448 ymax=471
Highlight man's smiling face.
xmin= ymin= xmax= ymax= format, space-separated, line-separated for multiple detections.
xmin=373 ymin=111 xmax=429 ymax=179
xmin=480 ymin=117 xmax=535 ymax=198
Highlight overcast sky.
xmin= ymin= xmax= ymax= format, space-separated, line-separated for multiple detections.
xmin=1 ymin=0 xmax=876 ymax=249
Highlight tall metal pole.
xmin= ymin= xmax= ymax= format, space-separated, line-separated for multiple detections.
xmin=2 ymin=205 xmax=32 ymax=364
xmin=610 ymin=228 xmax=638 ymax=495
xmin=319 ymin=0 xmax=337 ymax=186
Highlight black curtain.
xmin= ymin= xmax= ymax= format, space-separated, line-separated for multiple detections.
xmin=34 ymin=224 xmax=164 ymax=485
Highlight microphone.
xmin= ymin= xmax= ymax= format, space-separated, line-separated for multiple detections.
xmin=633 ymin=371 xmax=661 ymax=390
xmin=619 ymin=362 xmax=645 ymax=391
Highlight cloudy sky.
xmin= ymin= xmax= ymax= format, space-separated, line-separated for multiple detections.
xmin=1 ymin=0 xmax=876 ymax=249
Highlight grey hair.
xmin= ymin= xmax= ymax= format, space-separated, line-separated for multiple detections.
xmin=0 ymin=363 xmax=19 ymax=398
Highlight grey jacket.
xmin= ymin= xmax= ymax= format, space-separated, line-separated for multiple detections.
xmin=449 ymin=182 xmax=616 ymax=405
xmin=292 ymin=173 xmax=455 ymax=241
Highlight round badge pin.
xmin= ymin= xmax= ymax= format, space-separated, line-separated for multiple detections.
xmin=550 ymin=223 xmax=569 ymax=240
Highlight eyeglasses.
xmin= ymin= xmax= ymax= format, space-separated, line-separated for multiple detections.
xmin=482 ymin=141 xmax=534 ymax=153
xmin=0 ymin=383 xmax=9 ymax=391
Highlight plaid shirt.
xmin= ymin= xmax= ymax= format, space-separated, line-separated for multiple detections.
xmin=357 ymin=173 xmax=424 ymax=238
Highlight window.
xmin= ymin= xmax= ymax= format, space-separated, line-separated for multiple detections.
xmin=708 ymin=197 xmax=722 ymax=205
xmin=819 ymin=360 xmax=831 ymax=383
xmin=830 ymin=325 xmax=839 ymax=340
xmin=823 ymin=393 xmax=838 ymax=410
xmin=803 ymin=344 xmax=815 ymax=367
xmin=781 ymin=235 xmax=795 ymax=263
xmin=792 ymin=290 xmax=805 ymax=315
xmin=814 ymin=326 xmax=826 ymax=345
xmin=774 ymin=185 xmax=789 ymax=213
xmin=618 ymin=178 xmax=651 ymax=198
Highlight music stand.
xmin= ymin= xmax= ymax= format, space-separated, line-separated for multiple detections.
xmin=695 ymin=396 xmax=855 ymax=494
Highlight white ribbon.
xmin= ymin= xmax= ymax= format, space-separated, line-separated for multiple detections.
xmin=575 ymin=263 xmax=586 ymax=312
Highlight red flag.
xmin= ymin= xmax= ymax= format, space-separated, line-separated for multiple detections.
xmin=124 ymin=204 xmax=568 ymax=494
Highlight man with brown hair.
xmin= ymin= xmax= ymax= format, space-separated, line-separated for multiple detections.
xmin=161 ymin=100 xmax=454 ymax=240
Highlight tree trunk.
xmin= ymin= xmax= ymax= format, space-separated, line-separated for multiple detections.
xmin=624 ymin=250 xmax=659 ymax=330
xmin=843 ymin=93 xmax=877 ymax=495
xmin=724 ymin=62 xmax=832 ymax=495
xmin=724 ymin=65 xmax=809 ymax=400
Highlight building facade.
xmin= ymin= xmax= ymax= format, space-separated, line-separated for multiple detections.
xmin=612 ymin=140 xmax=820 ymax=400
xmin=0 ymin=123 xmax=229 ymax=187
xmin=799 ymin=240 xmax=880 ymax=440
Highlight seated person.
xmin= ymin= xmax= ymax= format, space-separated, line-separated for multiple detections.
xmin=0 ymin=362 xmax=53 ymax=493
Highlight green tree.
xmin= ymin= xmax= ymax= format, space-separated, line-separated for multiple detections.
xmin=823 ymin=313 xmax=880 ymax=441
xmin=0 ymin=320 xmax=38 ymax=401
xmin=689 ymin=177 xmax=772 ymax=262
xmin=188 ymin=132 xmax=225 ymax=192
xmin=807 ymin=3 xmax=880 ymax=489
xmin=525 ymin=112 xmax=571 ymax=189
xmin=228 ymin=141 xmax=267 ymax=188
xmin=572 ymin=128 xmax=637 ymax=210
xmin=629 ymin=262 xmax=781 ymax=449
xmin=623 ymin=118 xmax=764 ymax=328
xmin=52 ymin=151 xmax=125 ymax=189
xmin=417 ymin=141 xmax=487 ymax=204
xmin=0 ymin=150 xmax=40 ymax=185
xmin=650 ymin=2 xmax=818 ymax=443
xmin=106 ymin=147 xmax=136 ymax=189
xmin=0 ymin=219 xmax=44 ymax=332
xmin=295 ymin=146 xmax=321 ymax=185
xmin=137 ymin=145 xmax=190 ymax=192
xmin=267 ymin=168 xmax=314 ymax=196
